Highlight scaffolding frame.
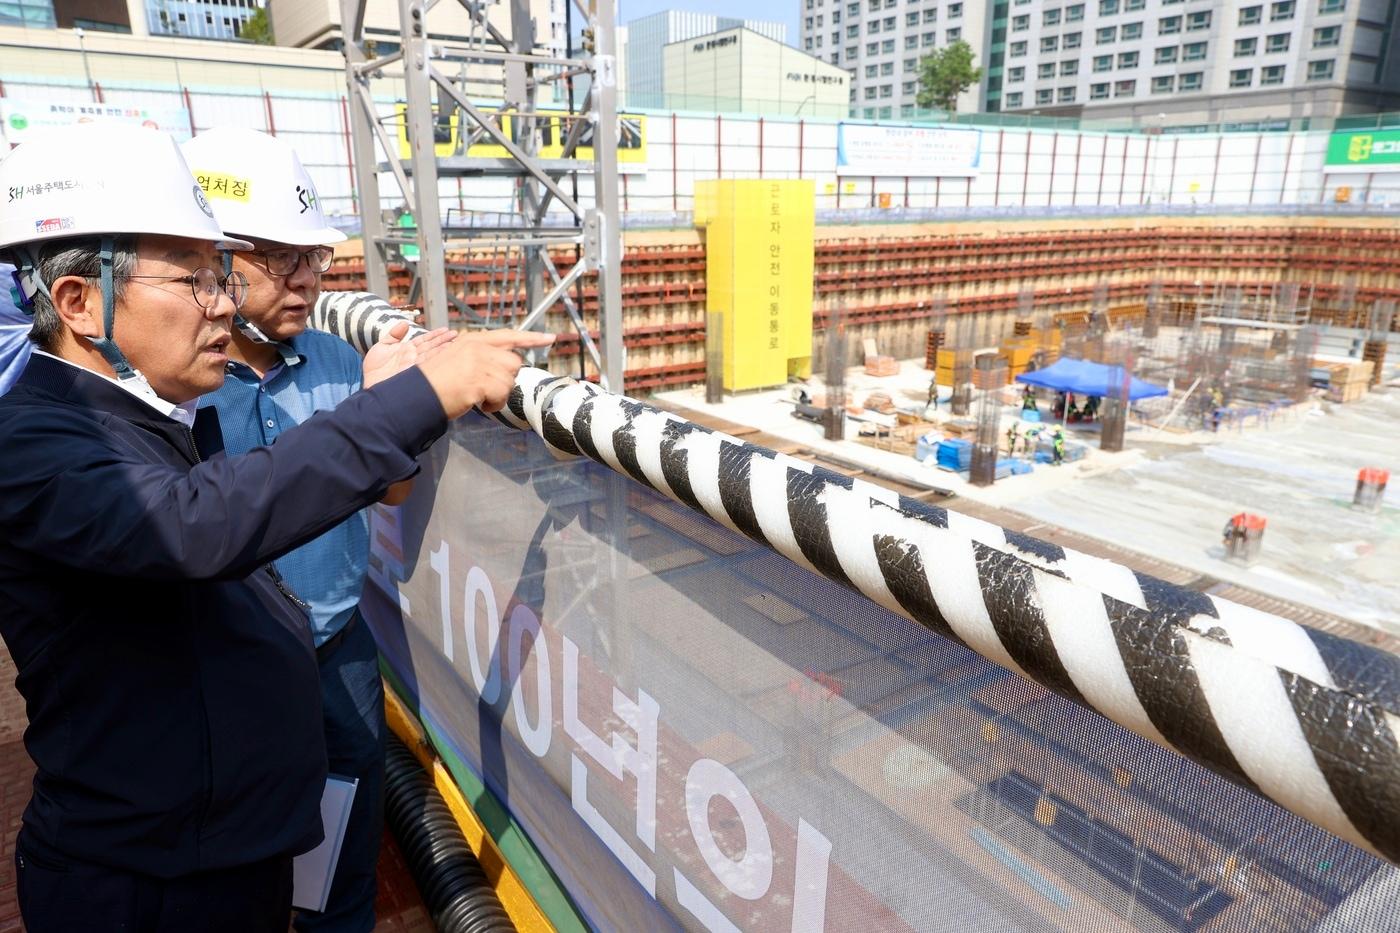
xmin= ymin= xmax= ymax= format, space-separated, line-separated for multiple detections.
xmin=339 ymin=0 xmax=626 ymax=390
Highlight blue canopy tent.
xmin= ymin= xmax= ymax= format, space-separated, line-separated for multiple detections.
xmin=1015 ymin=357 xmax=1169 ymax=401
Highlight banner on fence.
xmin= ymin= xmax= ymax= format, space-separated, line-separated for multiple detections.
xmin=0 ymin=98 xmax=191 ymax=146
xmin=1324 ymin=129 xmax=1400 ymax=174
xmin=836 ymin=122 xmax=982 ymax=177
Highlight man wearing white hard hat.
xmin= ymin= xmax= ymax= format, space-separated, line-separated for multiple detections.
xmin=0 ymin=124 xmax=551 ymax=930
xmin=182 ymin=126 xmax=394 ymax=933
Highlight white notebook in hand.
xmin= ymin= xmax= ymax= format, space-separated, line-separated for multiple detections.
xmin=292 ymin=775 xmax=359 ymax=913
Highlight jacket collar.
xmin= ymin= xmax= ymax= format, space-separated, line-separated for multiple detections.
xmin=15 ymin=354 xmax=224 ymax=462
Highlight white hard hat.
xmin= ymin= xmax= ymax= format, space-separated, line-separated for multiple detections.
xmin=0 ymin=123 xmax=252 ymax=252
xmin=181 ymin=128 xmax=347 ymax=247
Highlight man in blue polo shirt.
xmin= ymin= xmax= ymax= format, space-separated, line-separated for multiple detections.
xmin=184 ymin=127 xmax=422 ymax=933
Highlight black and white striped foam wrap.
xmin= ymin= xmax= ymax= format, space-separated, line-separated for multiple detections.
xmin=488 ymin=368 xmax=1400 ymax=865
xmin=311 ymin=291 xmax=426 ymax=355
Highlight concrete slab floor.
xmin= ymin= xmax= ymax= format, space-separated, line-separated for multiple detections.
xmin=655 ymin=360 xmax=1399 ymax=634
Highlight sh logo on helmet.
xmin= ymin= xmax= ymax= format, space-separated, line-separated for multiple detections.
xmin=193 ymin=185 xmax=214 ymax=218
xmin=295 ymin=184 xmax=318 ymax=215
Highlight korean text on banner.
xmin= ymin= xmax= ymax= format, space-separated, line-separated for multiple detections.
xmin=836 ymin=123 xmax=982 ymax=177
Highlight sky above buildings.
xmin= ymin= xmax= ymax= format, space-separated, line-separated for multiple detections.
xmin=617 ymin=0 xmax=800 ymax=45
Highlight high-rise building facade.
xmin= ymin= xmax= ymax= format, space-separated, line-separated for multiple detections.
xmin=625 ymin=10 xmax=787 ymax=109
xmin=799 ymin=0 xmax=989 ymax=119
xmin=985 ymin=0 xmax=1400 ymax=123
xmin=0 ymin=0 xmax=56 ymax=28
xmin=804 ymin=0 xmax=1400 ymax=124
xmin=147 ymin=0 xmax=260 ymax=40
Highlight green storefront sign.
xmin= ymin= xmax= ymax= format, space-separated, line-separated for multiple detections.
xmin=1325 ymin=129 xmax=1400 ymax=172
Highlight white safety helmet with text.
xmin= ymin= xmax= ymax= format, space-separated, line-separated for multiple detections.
xmin=180 ymin=127 xmax=347 ymax=248
xmin=0 ymin=123 xmax=252 ymax=388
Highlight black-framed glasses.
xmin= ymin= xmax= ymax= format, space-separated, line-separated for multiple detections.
xmin=246 ymin=246 xmax=334 ymax=278
xmin=127 ymin=268 xmax=248 ymax=313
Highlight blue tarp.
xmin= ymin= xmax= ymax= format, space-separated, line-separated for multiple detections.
xmin=1015 ymin=357 xmax=1169 ymax=401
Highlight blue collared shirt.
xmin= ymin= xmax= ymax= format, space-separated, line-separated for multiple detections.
xmin=200 ymin=330 xmax=367 ymax=646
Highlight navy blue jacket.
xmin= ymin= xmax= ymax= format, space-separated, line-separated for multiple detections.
xmin=0 ymin=354 xmax=445 ymax=878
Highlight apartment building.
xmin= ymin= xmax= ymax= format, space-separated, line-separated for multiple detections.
xmin=989 ymin=0 xmax=1400 ymax=123
xmin=799 ymin=0 xmax=989 ymax=118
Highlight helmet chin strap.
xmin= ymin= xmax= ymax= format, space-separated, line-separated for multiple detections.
xmin=84 ymin=236 xmax=143 ymax=384
xmin=225 ymin=249 xmax=278 ymax=345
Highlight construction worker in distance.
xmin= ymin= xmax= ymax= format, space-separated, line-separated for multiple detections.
xmin=1006 ymin=420 xmax=1020 ymax=458
xmin=1021 ymin=384 xmax=1037 ymax=413
xmin=0 ymin=124 xmax=552 ymax=931
xmin=1052 ymin=425 xmax=1066 ymax=465
xmin=181 ymin=126 xmax=410 ymax=933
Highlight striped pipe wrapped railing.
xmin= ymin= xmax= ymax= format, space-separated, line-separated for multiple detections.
xmin=315 ymin=293 xmax=1400 ymax=866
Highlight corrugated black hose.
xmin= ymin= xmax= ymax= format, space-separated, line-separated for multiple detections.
xmin=384 ymin=736 xmax=516 ymax=933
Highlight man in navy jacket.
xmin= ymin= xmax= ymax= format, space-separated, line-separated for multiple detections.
xmin=0 ymin=125 xmax=549 ymax=930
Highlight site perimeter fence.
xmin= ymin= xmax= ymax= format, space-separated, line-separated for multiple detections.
xmin=4 ymin=69 xmax=1398 ymax=227
xmin=358 ymin=369 xmax=1400 ymax=933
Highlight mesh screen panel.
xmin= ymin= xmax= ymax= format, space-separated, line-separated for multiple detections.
xmin=362 ymin=415 xmax=1398 ymax=932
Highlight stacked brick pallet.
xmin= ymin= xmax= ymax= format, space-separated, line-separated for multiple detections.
xmin=325 ymin=217 xmax=1400 ymax=393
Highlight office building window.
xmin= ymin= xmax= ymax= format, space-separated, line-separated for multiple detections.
xmin=1091 ymin=82 xmax=1110 ymax=98
xmin=924 ymin=8 xmax=937 ymax=21
xmin=1041 ymin=35 xmax=1060 ymax=51
xmin=847 ymin=45 xmax=858 ymax=58
xmin=880 ymin=84 xmax=893 ymax=97
xmin=1099 ymin=0 xmax=1118 ymax=13
xmin=863 ymin=107 xmax=876 ymax=118
xmin=918 ymin=32 xmax=933 ymax=46
xmin=1037 ymin=88 xmax=1054 ymax=104
xmin=1006 ymin=92 xmax=1024 ymax=107
xmin=1011 ymin=40 xmax=1028 ymax=55
xmin=1235 ymin=37 xmax=1257 ymax=55
xmin=806 ymin=16 xmax=814 ymax=29
xmin=866 ymin=41 xmax=879 ymax=54
xmin=879 ymin=105 xmax=892 ymax=118
xmin=815 ymin=34 xmax=824 ymax=46
xmin=1067 ymin=4 xmax=1085 ymax=21
xmin=903 ymin=80 xmax=916 ymax=93
xmin=865 ymin=86 xmax=878 ymax=99
xmin=883 ymin=15 xmax=895 ymax=29
xmin=1159 ymin=16 xmax=1181 ymax=34
xmin=1230 ymin=68 xmax=1253 ymax=86
xmin=1058 ymin=86 xmax=1077 ymax=102
xmin=1261 ymin=63 xmax=1286 ymax=83
xmin=806 ymin=37 xmax=814 ymax=49
xmin=1313 ymin=25 xmax=1340 ymax=47
xmin=1009 ymin=65 xmax=1026 ymax=81
xmin=1097 ymin=25 xmax=1117 ymax=42
xmin=906 ymin=11 xmax=919 ymax=25
xmin=1044 ymin=8 xmax=1062 ymax=25
xmin=1064 ymin=32 xmax=1083 ymax=48
xmin=1124 ymin=0 xmax=1145 ymax=9
xmin=1187 ymin=10 xmax=1211 ymax=29
xmin=1094 ymin=53 xmax=1113 ymax=70
xmin=881 ymin=61 xmax=894 ymax=74
xmin=1266 ymin=32 xmax=1290 ymax=52
xmin=905 ymin=34 xmax=919 ymax=48
xmin=904 ymin=57 xmax=917 ymax=72
xmin=1318 ymin=0 xmax=1344 ymax=10
xmin=848 ymin=1 xmax=859 ymax=13
xmin=1122 ymin=21 xmax=1142 ymax=39
xmin=1039 ymin=62 xmax=1056 ymax=78
xmin=1183 ymin=40 xmax=1207 ymax=60
xmin=1179 ymin=71 xmax=1202 ymax=90
xmin=1152 ymin=74 xmax=1174 ymax=92
xmin=1271 ymin=0 xmax=1295 ymax=18
xmin=868 ymin=18 xmax=880 ymax=32
xmin=1115 ymin=78 xmax=1136 ymax=96
xmin=1307 ymin=58 xmax=1335 ymax=80
xmin=1118 ymin=50 xmax=1139 ymax=67
xmin=1060 ymin=59 xmax=1079 ymax=74
xmin=1155 ymin=45 xmax=1178 ymax=62
xmin=949 ymin=2 xmax=963 ymax=17
xmin=883 ymin=38 xmax=895 ymax=52
xmin=947 ymin=26 xmax=960 ymax=39
xmin=1239 ymin=4 xmax=1262 ymax=22
xmin=866 ymin=64 xmax=879 ymax=77
xmin=1013 ymin=14 xmax=1029 ymax=29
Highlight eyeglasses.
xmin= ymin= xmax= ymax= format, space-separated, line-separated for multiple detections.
xmin=246 ymin=246 xmax=334 ymax=278
xmin=126 ymin=268 xmax=249 ymax=313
